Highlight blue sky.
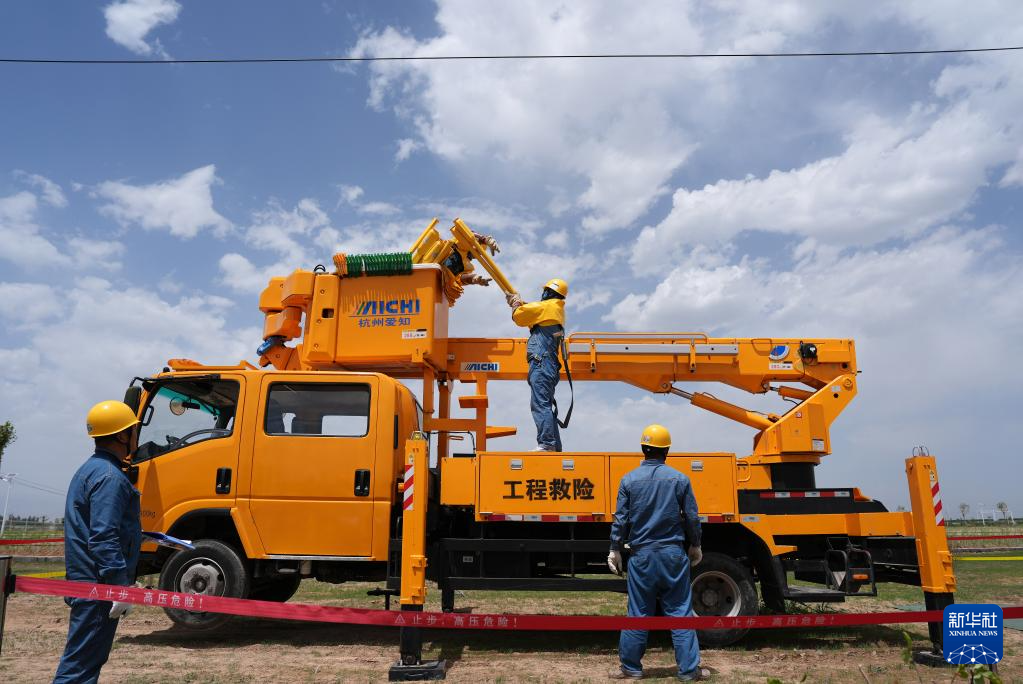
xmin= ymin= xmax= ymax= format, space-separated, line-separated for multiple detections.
xmin=1 ymin=1 xmax=1021 ymax=521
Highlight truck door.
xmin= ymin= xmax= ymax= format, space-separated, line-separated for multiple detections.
xmin=249 ymin=376 xmax=378 ymax=557
xmin=134 ymin=377 xmax=243 ymax=530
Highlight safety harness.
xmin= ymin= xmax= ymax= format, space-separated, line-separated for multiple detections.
xmin=552 ymin=333 xmax=574 ymax=429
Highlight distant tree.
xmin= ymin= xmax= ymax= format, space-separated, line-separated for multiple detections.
xmin=0 ymin=421 xmax=15 ymax=473
xmin=996 ymin=502 xmax=1009 ymax=520
xmin=959 ymin=503 xmax=970 ymax=520
xmin=896 ymin=505 xmax=907 ymax=512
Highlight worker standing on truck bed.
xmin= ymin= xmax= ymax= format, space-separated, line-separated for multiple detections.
xmin=607 ymin=424 xmax=706 ymax=681
xmin=54 ymin=400 xmax=142 ymax=684
xmin=507 ymin=278 xmax=568 ymax=451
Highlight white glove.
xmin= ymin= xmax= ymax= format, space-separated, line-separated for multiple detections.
xmin=506 ymin=293 xmax=524 ymax=309
xmin=607 ymin=550 xmax=623 ymax=576
xmin=109 ymin=601 xmax=133 ymax=619
xmin=474 ymin=231 xmax=501 ymax=256
xmin=687 ymin=545 xmax=703 ymax=567
xmin=460 ymin=273 xmax=492 ymax=286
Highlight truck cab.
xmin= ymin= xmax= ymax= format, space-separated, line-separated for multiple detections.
xmin=132 ymin=366 xmax=420 ymax=626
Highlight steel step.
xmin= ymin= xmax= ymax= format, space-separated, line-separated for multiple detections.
xmin=782 ymin=585 xmax=847 ymax=602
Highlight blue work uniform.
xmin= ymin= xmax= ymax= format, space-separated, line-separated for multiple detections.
xmin=54 ymin=450 xmax=141 ymax=684
xmin=610 ymin=459 xmax=702 ymax=679
xmin=512 ymin=299 xmax=565 ymax=451
xmin=511 ymin=296 xmax=568 ymax=447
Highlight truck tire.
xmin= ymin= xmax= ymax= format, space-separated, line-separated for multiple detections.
xmin=159 ymin=539 xmax=251 ymax=630
xmin=691 ymin=551 xmax=758 ymax=647
xmin=249 ymin=574 xmax=302 ymax=603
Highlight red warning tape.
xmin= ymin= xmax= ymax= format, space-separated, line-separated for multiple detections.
xmin=12 ymin=576 xmax=1023 ymax=632
xmin=0 ymin=538 xmax=63 ymax=545
xmin=7 ymin=535 xmax=1019 ymax=544
xmin=948 ymin=535 xmax=1023 ymax=541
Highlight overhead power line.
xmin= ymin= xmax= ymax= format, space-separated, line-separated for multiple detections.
xmin=1 ymin=45 xmax=1022 ymax=65
xmin=16 ymin=476 xmax=67 ymax=495
xmin=13 ymin=480 xmax=66 ymax=498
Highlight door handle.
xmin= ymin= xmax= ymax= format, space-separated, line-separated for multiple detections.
xmin=354 ymin=469 xmax=370 ymax=497
xmin=215 ymin=467 xmax=232 ymax=494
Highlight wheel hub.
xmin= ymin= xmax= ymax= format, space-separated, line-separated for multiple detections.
xmin=692 ymin=570 xmax=741 ymax=618
xmin=177 ymin=558 xmax=225 ymax=597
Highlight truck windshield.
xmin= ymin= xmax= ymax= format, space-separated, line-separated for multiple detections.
xmin=135 ymin=379 xmax=239 ymax=462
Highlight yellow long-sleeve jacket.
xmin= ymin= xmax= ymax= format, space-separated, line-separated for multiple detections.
xmin=512 ymin=299 xmax=565 ymax=328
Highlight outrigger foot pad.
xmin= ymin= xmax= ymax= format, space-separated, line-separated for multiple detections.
xmin=912 ymin=649 xmax=952 ymax=667
xmin=388 ymin=659 xmax=447 ymax=681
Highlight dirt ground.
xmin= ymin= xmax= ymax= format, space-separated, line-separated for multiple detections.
xmin=2 ymin=557 xmax=1021 ymax=683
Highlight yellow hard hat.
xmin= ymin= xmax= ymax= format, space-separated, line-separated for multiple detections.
xmin=544 ymin=278 xmax=568 ymax=297
xmin=640 ymin=424 xmax=671 ymax=449
xmin=86 ymin=400 xmax=139 ymax=438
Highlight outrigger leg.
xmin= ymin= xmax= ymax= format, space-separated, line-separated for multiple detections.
xmin=389 ymin=436 xmax=446 ymax=681
xmin=905 ymin=452 xmax=956 ymax=666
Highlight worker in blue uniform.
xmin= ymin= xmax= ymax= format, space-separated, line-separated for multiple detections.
xmin=608 ymin=424 xmax=707 ymax=681
xmin=508 ymin=278 xmax=569 ymax=451
xmin=54 ymin=400 xmax=142 ymax=684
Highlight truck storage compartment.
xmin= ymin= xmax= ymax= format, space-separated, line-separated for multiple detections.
xmin=477 ymin=452 xmax=608 ymax=518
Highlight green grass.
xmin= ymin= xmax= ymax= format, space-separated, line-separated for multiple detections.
xmin=7 ymin=558 xmax=64 ymax=575
xmin=0 ymin=524 xmax=63 ymax=540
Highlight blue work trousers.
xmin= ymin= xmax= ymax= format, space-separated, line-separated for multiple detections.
xmin=619 ymin=545 xmax=700 ymax=678
xmin=53 ymin=599 xmax=120 ymax=683
xmin=527 ymin=352 xmax=562 ymax=451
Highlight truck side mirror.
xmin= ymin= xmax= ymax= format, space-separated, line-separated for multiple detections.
xmin=124 ymin=386 xmax=142 ymax=413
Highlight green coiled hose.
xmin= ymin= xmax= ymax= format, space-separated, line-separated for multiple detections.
xmin=345 ymin=251 xmax=413 ymax=277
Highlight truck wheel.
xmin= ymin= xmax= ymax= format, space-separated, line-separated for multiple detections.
xmin=159 ymin=539 xmax=251 ymax=630
xmin=691 ymin=552 xmax=758 ymax=647
xmin=249 ymin=575 xmax=302 ymax=603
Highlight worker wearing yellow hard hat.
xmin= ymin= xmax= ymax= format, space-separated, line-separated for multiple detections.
xmin=507 ymin=278 xmax=570 ymax=451
xmin=639 ymin=423 xmax=671 ymax=448
xmin=86 ymin=400 xmax=140 ymax=438
xmin=55 ymin=400 xmax=142 ymax=682
xmin=608 ymin=424 xmax=706 ymax=681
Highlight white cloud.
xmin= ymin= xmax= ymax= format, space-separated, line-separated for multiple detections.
xmin=67 ymin=237 xmax=126 ymax=268
xmin=544 ymin=230 xmax=568 ymax=250
xmin=415 ymin=199 xmax=544 ymax=237
xmin=395 ymin=138 xmax=422 ymax=162
xmin=218 ymin=252 xmax=274 ymax=295
xmin=359 ymin=201 xmax=401 ymax=216
xmin=0 ymin=347 xmax=42 ymax=383
xmin=338 ymin=184 xmax=364 ymax=205
xmin=0 ymin=277 xmax=258 ymax=512
xmin=14 ymin=171 xmax=67 ymax=207
xmin=347 ymin=2 xmax=901 ymax=234
xmin=103 ymin=0 xmax=181 ymax=56
xmin=633 ymin=101 xmax=1017 ymax=269
xmin=613 ymin=227 xmax=1019 ymax=336
xmin=1001 ymin=146 xmax=1023 ymax=188
xmin=219 ymin=198 xmax=338 ymax=293
xmin=94 ymin=164 xmax=232 ymax=239
xmin=569 ymin=288 xmax=611 ymax=312
xmin=0 ymin=189 xmax=127 ymax=271
xmin=0 ymin=282 xmax=64 ymax=323
xmin=351 ymin=2 xmax=1023 ymax=250
xmin=0 ymin=191 xmax=71 ymax=267
xmin=337 ymin=184 xmax=400 ymax=215
xmin=157 ymin=271 xmax=184 ymax=295
xmin=608 ymin=226 xmax=1023 ymax=508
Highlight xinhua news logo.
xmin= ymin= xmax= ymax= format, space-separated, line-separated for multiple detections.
xmin=943 ymin=604 xmax=1002 ymax=665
